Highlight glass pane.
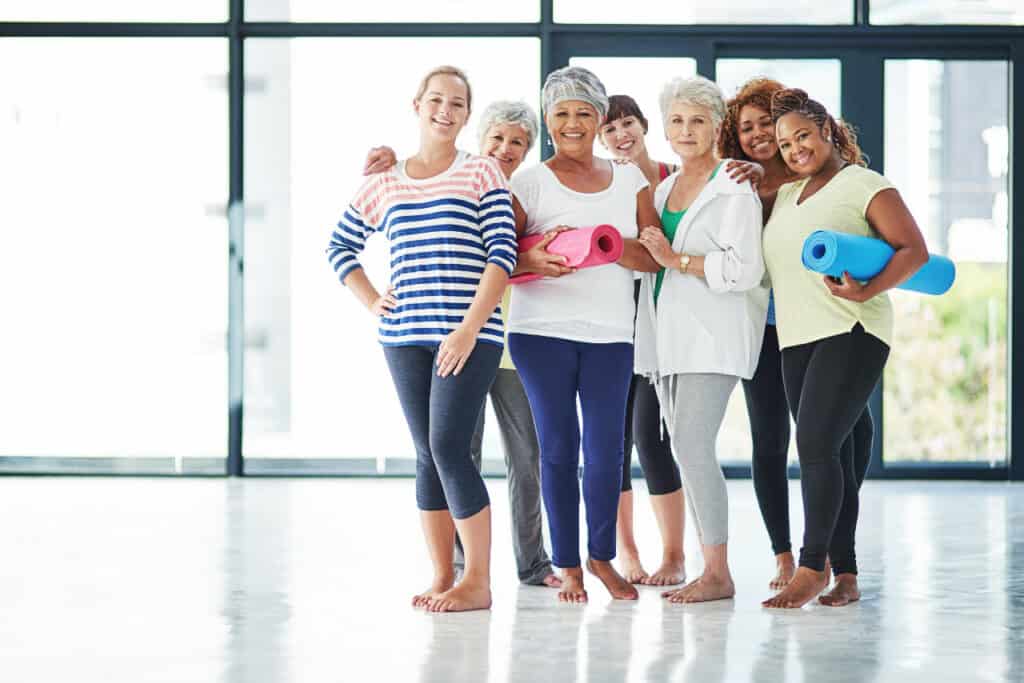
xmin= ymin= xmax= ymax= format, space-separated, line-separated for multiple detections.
xmin=244 ymin=38 xmax=540 ymax=466
xmin=0 ymin=0 xmax=225 ymax=21
xmin=872 ymin=1 xmax=1024 ymax=25
xmin=555 ymin=0 xmax=850 ymax=24
xmin=247 ymin=0 xmax=537 ymax=22
xmin=569 ymin=57 xmax=697 ymax=166
xmin=0 ymin=39 xmax=228 ymax=470
xmin=883 ymin=60 xmax=1009 ymax=464
xmin=717 ymin=59 xmax=842 ymax=118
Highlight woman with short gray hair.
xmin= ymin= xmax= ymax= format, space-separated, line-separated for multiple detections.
xmin=636 ymin=75 xmax=768 ymax=603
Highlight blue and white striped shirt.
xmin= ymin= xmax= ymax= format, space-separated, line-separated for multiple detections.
xmin=327 ymin=152 xmax=517 ymax=347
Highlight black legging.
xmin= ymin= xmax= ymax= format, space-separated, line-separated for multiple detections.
xmin=622 ymin=281 xmax=682 ymax=496
xmin=741 ymin=324 xmax=793 ymax=556
xmin=781 ymin=323 xmax=889 ymax=575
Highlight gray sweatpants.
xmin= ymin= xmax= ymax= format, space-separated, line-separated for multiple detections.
xmin=660 ymin=373 xmax=738 ymax=547
xmin=454 ymin=368 xmax=554 ymax=585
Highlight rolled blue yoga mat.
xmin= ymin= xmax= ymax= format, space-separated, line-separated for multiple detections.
xmin=801 ymin=230 xmax=956 ymax=295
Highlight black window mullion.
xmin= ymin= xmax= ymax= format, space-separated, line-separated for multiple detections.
xmin=1010 ymin=41 xmax=1024 ymax=481
xmin=839 ymin=52 xmax=886 ymax=475
xmin=227 ymin=0 xmax=244 ymax=476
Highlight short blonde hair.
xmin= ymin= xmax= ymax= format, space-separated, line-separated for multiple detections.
xmin=415 ymin=65 xmax=472 ymax=112
xmin=659 ymin=76 xmax=726 ymax=129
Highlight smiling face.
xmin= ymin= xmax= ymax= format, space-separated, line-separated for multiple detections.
xmin=664 ymin=101 xmax=718 ymax=161
xmin=776 ymin=111 xmax=832 ymax=175
xmin=737 ymin=104 xmax=777 ymax=162
xmin=413 ymin=73 xmax=470 ymax=143
xmin=480 ymin=122 xmax=530 ymax=178
xmin=545 ymin=99 xmax=599 ymax=155
xmin=599 ymin=115 xmax=648 ymax=161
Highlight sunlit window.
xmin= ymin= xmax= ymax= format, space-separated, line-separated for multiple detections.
xmin=0 ymin=39 xmax=228 ymax=465
xmin=243 ymin=38 xmax=540 ymax=467
xmin=883 ymin=60 xmax=1009 ymax=464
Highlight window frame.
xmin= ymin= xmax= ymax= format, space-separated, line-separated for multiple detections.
xmin=0 ymin=0 xmax=1020 ymax=480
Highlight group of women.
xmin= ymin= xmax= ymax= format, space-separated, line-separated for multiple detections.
xmin=329 ymin=63 xmax=929 ymax=613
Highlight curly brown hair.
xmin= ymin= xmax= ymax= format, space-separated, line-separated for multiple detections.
xmin=717 ymin=77 xmax=785 ymax=161
xmin=770 ymin=87 xmax=866 ymax=167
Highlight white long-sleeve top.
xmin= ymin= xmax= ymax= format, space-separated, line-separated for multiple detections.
xmin=634 ymin=163 xmax=769 ymax=383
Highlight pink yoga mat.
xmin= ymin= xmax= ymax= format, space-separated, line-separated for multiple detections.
xmin=508 ymin=225 xmax=624 ymax=285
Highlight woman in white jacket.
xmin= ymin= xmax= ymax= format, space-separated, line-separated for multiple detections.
xmin=636 ymin=76 xmax=768 ymax=603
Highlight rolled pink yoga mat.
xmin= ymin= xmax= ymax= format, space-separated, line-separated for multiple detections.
xmin=508 ymin=225 xmax=624 ymax=285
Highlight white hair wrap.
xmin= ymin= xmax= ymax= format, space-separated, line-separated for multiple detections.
xmin=542 ymin=66 xmax=609 ymax=120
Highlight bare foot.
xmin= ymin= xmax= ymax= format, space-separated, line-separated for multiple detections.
xmin=661 ymin=573 xmax=734 ymax=603
xmin=541 ymin=573 xmax=563 ymax=589
xmin=558 ymin=567 xmax=588 ymax=604
xmin=769 ymin=552 xmax=796 ymax=591
xmin=619 ymin=552 xmax=649 ymax=584
xmin=818 ymin=573 xmax=860 ymax=607
xmin=762 ymin=567 xmax=829 ymax=609
xmin=412 ymin=574 xmax=455 ymax=609
xmin=427 ymin=579 xmax=492 ymax=613
xmin=586 ymin=558 xmax=639 ymax=600
xmin=643 ymin=557 xmax=686 ymax=586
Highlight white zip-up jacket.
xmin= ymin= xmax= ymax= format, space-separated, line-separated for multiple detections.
xmin=634 ymin=163 xmax=770 ymax=385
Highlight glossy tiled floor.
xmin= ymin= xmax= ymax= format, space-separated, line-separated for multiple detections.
xmin=0 ymin=477 xmax=1021 ymax=682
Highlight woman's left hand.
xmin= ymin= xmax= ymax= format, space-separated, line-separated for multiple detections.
xmin=824 ymin=272 xmax=869 ymax=302
xmin=638 ymin=226 xmax=677 ymax=269
xmin=436 ymin=325 xmax=477 ymax=377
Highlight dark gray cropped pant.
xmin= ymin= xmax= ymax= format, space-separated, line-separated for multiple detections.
xmin=383 ymin=343 xmax=501 ymax=520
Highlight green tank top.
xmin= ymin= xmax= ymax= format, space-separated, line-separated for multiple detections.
xmin=654 ymin=162 xmax=722 ymax=304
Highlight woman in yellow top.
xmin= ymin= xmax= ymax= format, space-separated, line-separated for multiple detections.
xmin=761 ymin=89 xmax=929 ymax=609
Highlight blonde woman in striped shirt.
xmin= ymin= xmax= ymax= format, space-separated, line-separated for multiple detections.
xmin=327 ymin=66 xmax=517 ymax=613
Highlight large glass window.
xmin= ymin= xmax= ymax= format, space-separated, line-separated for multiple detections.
xmin=243 ymin=38 xmax=540 ymax=469
xmin=0 ymin=39 xmax=228 ymax=471
xmin=872 ymin=1 xmax=1024 ymax=25
xmin=883 ymin=60 xmax=1009 ymax=464
xmin=247 ymin=0 xmax=538 ymax=23
xmin=0 ymin=0 xmax=225 ymax=21
xmin=555 ymin=0 xmax=851 ymax=24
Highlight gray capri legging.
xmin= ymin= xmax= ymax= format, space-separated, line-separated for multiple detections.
xmin=660 ymin=372 xmax=738 ymax=547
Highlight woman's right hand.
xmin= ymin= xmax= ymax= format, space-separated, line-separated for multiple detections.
xmin=370 ymin=286 xmax=398 ymax=317
xmin=363 ymin=146 xmax=398 ymax=175
xmin=517 ymin=226 xmax=576 ymax=278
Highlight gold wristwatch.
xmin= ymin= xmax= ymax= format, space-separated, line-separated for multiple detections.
xmin=679 ymin=253 xmax=691 ymax=274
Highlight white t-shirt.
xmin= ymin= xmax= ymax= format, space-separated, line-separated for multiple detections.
xmin=508 ymin=160 xmax=648 ymax=344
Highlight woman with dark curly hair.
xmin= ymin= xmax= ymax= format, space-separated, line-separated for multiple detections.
xmin=761 ymin=88 xmax=928 ymax=609
xmin=718 ymin=78 xmax=802 ymax=591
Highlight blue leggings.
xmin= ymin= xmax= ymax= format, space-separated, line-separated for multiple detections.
xmin=508 ymin=333 xmax=634 ymax=568
xmin=383 ymin=343 xmax=501 ymax=520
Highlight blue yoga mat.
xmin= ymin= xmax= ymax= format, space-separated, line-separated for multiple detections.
xmin=801 ymin=230 xmax=956 ymax=296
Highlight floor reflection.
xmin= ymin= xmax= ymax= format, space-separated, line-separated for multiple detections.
xmin=0 ymin=478 xmax=1021 ymax=682
xmin=223 ymin=480 xmax=291 ymax=683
